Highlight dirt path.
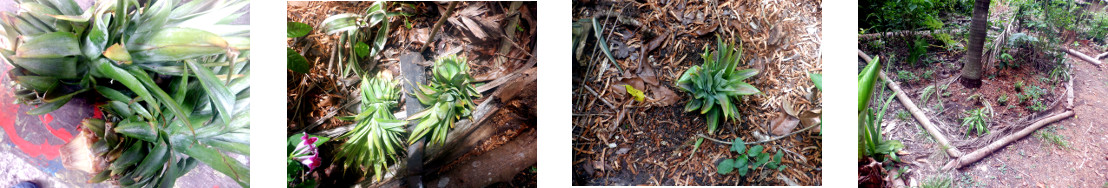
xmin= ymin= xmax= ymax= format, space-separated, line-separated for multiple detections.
xmin=959 ymin=50 xmax=1108 ymax=187
xmin=883 ymin=50 xmax=1108 ymax=187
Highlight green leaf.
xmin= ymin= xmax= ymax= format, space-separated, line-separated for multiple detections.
xmin=858 ymin=57 xmax=881 ymax=113
xmin=287 ymin=48 xmax=311 ymax=73
xmin=717 ymin=159 xmax=734 ymax=174
xmin=624 ymin=85 xmax=644 ymax=102
xmin=810 ymin=73 xmax=822 ymax=91
xmin=115 ymin=120 xmax=158 ymax=142
xmin=186 ymin=60 xmax=235 ymax=125
xmin=773 ymin=150 xmax=783 ymax=165
xmin=755 ymin=152 xmax=771 ymax=166
xmin=130 ymin=28 xmax=228 ymax=62
xmin=10 ymin=57 xmax=78 ymax=79
xmin=16 ymin=32 xmax=81 ymax=58
xmin=736 ymin=159 xmax=749 ymax=176
xmin=747 ymin=145 xmax=763 ymax=157
xmin=287 ymin=21 xmax=311 ymax=38
xmin=177 ymin=143 xmax=250 ymax=187
xmin=354 ymin=42 xmax=370 ymax=58
xmin=321 ymin=13 xmax=358 ymax=35
xmin=730 ymin=138 xmax=745 ymax=153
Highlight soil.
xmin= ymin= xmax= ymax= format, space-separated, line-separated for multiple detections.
xmin=859 ymin=3 xmax=1108 ymax=187
xmin=287 ymin=2 xmax=537 ymax=187
xmin=572 ymin=0 xmax=822 ymax=185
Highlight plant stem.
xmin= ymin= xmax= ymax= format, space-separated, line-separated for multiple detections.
xmin=695 ymin=122 xmax=821 ymax=145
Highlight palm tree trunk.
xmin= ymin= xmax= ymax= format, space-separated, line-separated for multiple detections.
xmin=961 ymin=0 xmax=990 ymax=87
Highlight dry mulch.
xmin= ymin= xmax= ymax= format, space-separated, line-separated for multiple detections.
xmin=572 ymin=0 xmax=823 ymax=185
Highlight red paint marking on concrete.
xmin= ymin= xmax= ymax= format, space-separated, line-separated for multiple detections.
xmin=0 ymin=103 xmax=63 ymax=160
xmin=39 ymin=114 xmax=73 ymax=142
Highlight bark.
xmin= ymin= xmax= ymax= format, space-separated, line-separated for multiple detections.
xmin=1063 ymin=48 xmax=1103 ymax=67
xmin=400 ymin=52 xmax=429 ymax=187
xmin=941 ymin=111 xmax=1074 ymax=170
xmin=961 ymin=0 xmax=991 ymax=87
xmin=860 ymin=51 xmax=963 ymax=158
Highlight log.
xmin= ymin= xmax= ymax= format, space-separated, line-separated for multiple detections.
xmin=374 ymin=130 xmax=537 ymax=188
xmin=859 ymin=50 xmax=963 ymax=158
xmin=859 ymin=29 xmax=963 ymax=40
xmin=941 ymin=111 xmax=1074 ymax=170
xmin=1063 ymin=48 xmax=1103 ymax=67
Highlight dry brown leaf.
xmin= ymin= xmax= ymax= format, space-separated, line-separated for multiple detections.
xmin=770 ymin=112 xmax=800 ymax=136
xmin=651 ymin=85 xmax=679 ymax=106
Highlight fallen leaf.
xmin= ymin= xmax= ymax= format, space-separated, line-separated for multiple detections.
xmin=799 ymin=109 xmax=822 ymax=128
xmin=770 ymin=112 xmax=800 ymax=136
xmin=651 ymin=86 xmax=680 ymax=106
xmin=611 ymin=40 xmax=632 ymax=59
xmin=625 ymin=85 xmax=645 ymax=102
xmin=610 ymin=76 xmax=645 ymax=98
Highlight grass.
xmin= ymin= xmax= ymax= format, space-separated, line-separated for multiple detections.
xmin=1036 ymin=125 xmax=1070 ymax=149
xmin=896 ymin=110 xmax=910 ymax=121
xmin=922 ymin=176 xmax=952 ymax=188
xmin=898 ymin=70 xmax=918 ymax=81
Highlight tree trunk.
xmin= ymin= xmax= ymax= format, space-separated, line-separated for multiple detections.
xmin=961 ymin=0 xmax=990 ymax=87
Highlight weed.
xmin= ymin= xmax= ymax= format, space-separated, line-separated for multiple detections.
xmin=898 ymin=70 xmax=918 ymax=81
xmin=909 ymin=36 xmax=928 ymax=65
xmin=1014 ymin=81 xmax=1024 ymax=91
xmin=923 ymin=70 xmax=935 ymax=79
xmin=717 ymin=140 xmax=785 ymax=176
xmin=920 ymin=85 xmax=936 ymax=105
xmin=962 ymin=107 xmax=990 ymax=137
xmin=922 ymin=176 xmax=952 ymax=188
xmin=1036 ymin=126 xmax=1070 ymax=149
xmin=1027 ymin=100 xmax=1047 ymax=112
xmin=998 ymin=94 xmax=1009 ymax=105
xmin=896 ymin=110 xmax=910 ymax=121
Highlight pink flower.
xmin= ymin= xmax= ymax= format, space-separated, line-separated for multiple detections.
xmin=292 ymin=133 xmax=322 ymax=172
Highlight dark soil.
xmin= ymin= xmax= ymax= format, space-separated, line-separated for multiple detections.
xmin=572 ymin=0 xmax=822 ymax=185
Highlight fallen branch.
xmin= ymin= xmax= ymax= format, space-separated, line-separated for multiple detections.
xmin=1063 ymin=48 xmax=1103 ymax=67
xmin=941 ymin=111 xmax=1075 ymax=170
xmin=695 ymin=122 xmax=820 ymax=145
xmin=859 ymin=50 xmax=963 ymax=158
xmin=859 ymin=29 xmax=963 ymax=40
xmin=1097 ymin=51 xmax=1108 ymax=60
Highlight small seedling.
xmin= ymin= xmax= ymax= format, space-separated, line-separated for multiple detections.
xmin=717 ymin=139 xmax=785 ymax=176
xmin=923 ymin=70 xmax=935 ymax=79
xmin=997 ymin=94 xmax=1009 ymax=105
xmin=961 ymin=107 xmax=989 ymax=137
xmin=896 ymin=110 xmax=910 ymax=121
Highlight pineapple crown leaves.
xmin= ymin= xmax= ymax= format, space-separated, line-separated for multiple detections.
xmin=406 ymin=54 xmax=482 ymax=147
xmin=336 ymin=72 xmax=407 ymax=181
xmin=0 ymin=0 xmax=252 ymax=187
xmin=675 ymin=36 xmax=760 ymax=134
xmin=321 ymin=1 xmax=392 ymax=78
xmin=0 ymin=0 xmax=249 ymax=115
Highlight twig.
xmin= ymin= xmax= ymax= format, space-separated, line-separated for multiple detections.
xmin=582 ymin=84 xmax=617 ymax=110
xmin=860 ymin=50 xmax=963 ymax=158
xmin=420 ymin=1 xmax=459 ymax=51
xmin=695 ymin=122 xmax=820 ymax=145
xmin=941 ymin=111 xmax=1075 ymax=170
